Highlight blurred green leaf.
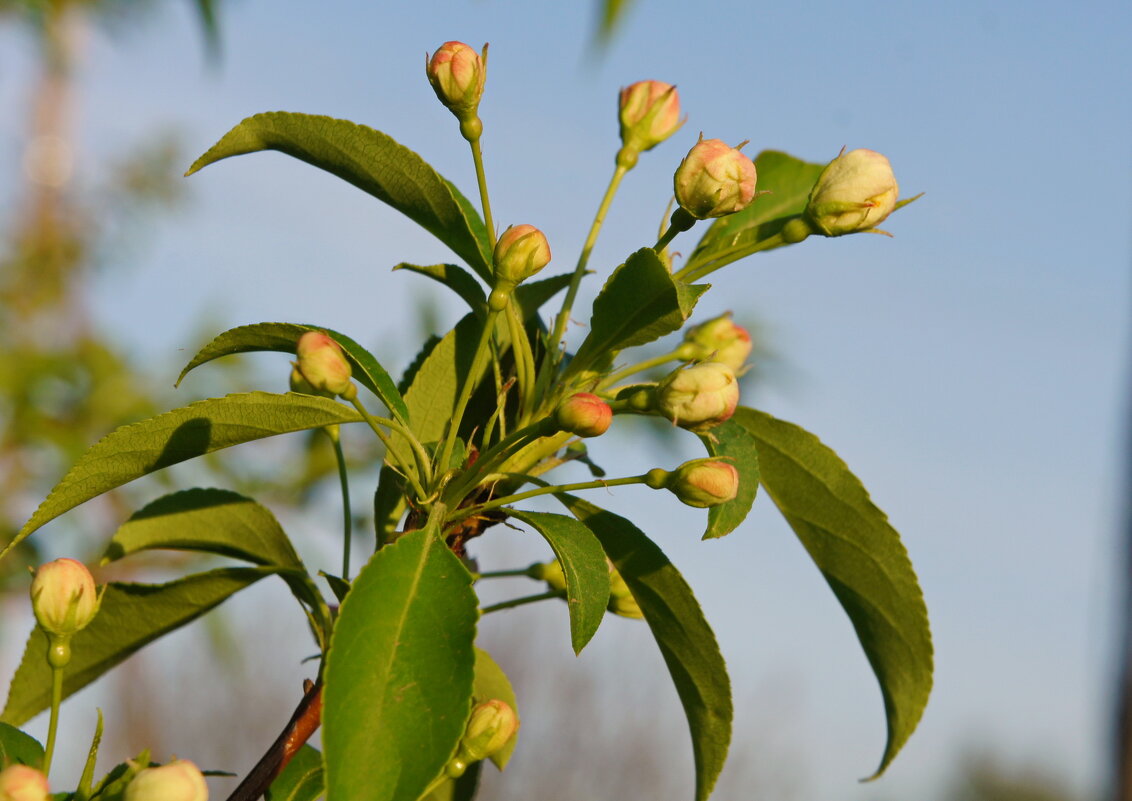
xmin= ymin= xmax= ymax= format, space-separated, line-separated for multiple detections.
xmin=186 ymin=113 xmax=493 ymax=281
xmin=394 ymin=263 xmax=487 ymax=315
xmin=557 ymin=496 xmax=731 ymax=801
xmin=595 ymin=0 xmax=637 ymax=44
xmin=265 ymin=744 xmax=324 ymax=801
xmin=0 ymin=721 xmax=43 ymax=768
xmin=471 ymin=647 xmax=519 ymax=770
xmin=732 ymin=407 xmax=932 ymax=777
xmin=507 ymin=509 xmax=609 ymax=654
xmin=698 ymin=419 xmax=759 ymax=540
xmin=2 ymin=567 xmax=278 ymax=726
xmin=323 ymin=526 xmax=477 ymax=801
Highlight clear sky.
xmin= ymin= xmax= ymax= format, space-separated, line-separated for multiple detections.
xmin=2 ymin=1 xmax=1130 ymax=799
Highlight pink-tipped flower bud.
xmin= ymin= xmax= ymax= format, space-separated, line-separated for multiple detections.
xmin=681 ymin=313 xmax=752 ymax=371
xmin=555 ymin=393 xmax=613 ymax=438
xmin=674 ymin=136 xmax=758 ymax=219
xmin=607 ymin=566 xmax=643 ymax=619
xmin=806 ymin=148 xmax=899 ymax=236
xmin=124 ymin=760 xmax=208 ymax=801
xmin=527 ymin=559 xmax=567 ymax=592
xmin=666 ymin=459 xmax=740 ymax=508
xmin=295 ymin=331 xmax=355 ymax=400
xmin=426 ymin=41 xmax=487 ymax=122
xmin=655 ymin=361 xmax=739 ymax=432
xmin=0 ymin=764 xmax=49 ymax=801
xmin=30 ymin=557 xmax=98 ymax=638
xmin=619 ymin=81 xmax=682 ymax=157
xmin=458 ymin=700 xmax=520 ymax=763
xmin=493 ymin=224 xmax=551 ymax=289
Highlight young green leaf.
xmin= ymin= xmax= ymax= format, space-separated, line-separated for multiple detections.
xmin=265 ymin=744 xmax=324 ymax=801
xmin=565 ymin=248 xmax=708 ymax=381
xmin=393 ymin=263 xmax=488 ymax=315
xmin=697 ymin=420 xmax=759 ymax=540
xmin=731 ymin=407 xmax=933 ymax=778
xmin=176 ymin=322 xmax=410 ymax=426
xmin=1 ymin=567 xmax=279 ymax=726
xmin=471 ymin=647 xmax=519 ymax=770
xmin=0 ymin=721 xmax=44 ymax=768
xmin=102 ymin=488 xmax=303 ymax=569
xmin=2 ymin=392 xmax=361 ymax=559
xmin=511 ymin=272 xmax=574 ymax=318
xmin=506 ymin=509 xmax=610 ymax=655
xmin=322 ymin=526 xmax=477 ymax=801
xmin=556 ymin=495 xmax=732 ymax=801
xmin=186 ymin=112 xmax=494 ymax=281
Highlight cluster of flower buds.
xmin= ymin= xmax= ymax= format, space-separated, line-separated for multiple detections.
xmin=617 ymin=80 xmax=682 ymax=167
xmin=555 ymin=393 xmax=613 ymax=438
xmin=426 ymin=41 xmax=487 ymax=139
xmin=124 ymin=759 xmax=208 ymax=801
xmin=0 ymin=764 xmax=49 ymax=801
xmin=805 ymin=148 xmax=899 ymax=236
xmin=677 ymin=313 xmax=752 ymax=372
xmin=30 ymin=558 xmax=99 ymax=644
xmin=674 ymin=136 xmax=758 ymax=220
xmin=292 ymin=331 xmax=356 ymax=401
xmin=490 ymin=224 xmax=552 ymax=302
xmin=655 ymin=361 xmax=739 ymax=432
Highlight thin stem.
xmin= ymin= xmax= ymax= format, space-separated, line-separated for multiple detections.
xmin=348 ymin=396 xmax=430 ymax=502
xmin=505 ymin=300 xmax=537 ymax=420
xmin=450 ymin=474 xmax=648 ymax=522
xmin=469 ymin=136 xmax=496 ymax=249
xmin=438 ymin=309 xmax=499 ymax=479
xmin=596 ymin=349 xmax=684 ymax=391
xmin=476 ymin=568 xmax=536 ymax=579
xmin=325 ymin=426 xmax=352 ymax=580
xmin=653 ymin=207 xmax=697 ymax=255
xmin=481 ymin=589 xmax=565 ymax=615
xmin=673 ymin=216 xmax=812 ymax=283
xmin=43 ymin=664 xmax=63 ymax=775
xmin=443 ymin=417 xmax=557 ymax=507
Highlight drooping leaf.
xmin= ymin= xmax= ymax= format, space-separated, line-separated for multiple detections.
xmin=393 ymin=263 xmax=487 ymax=315
xmin=176 ymin=322 xmax=409 ymax=426
xmin=186 ymin=112 xmax=494 ymax=281
xmin=1 ymin=567 xmax=278 ymax=726
xmin=322 ymin=526 xmax=477 ymax=801
xmin=0 ymin=722 xmax=43 ymax=768
xmin=732 ymin=407 xmax=932 ymax=777
xmin=471 ymin=647 xmax=519 ymax=770
xmin=556 ymin=496 xmax=731 ymax=801
xmin=566 ymin=248 xmax=708 ymax=381
xmin=2 ymin=392 xmax=360 ymax=559
xmin=102 ymin=488 xmax=303 ymax=569
xmin=506 ymin=509 xmax=609 ymax=654
xmin=698 ymin=420 xmax=759 ymax=540
xmin=265 ymin=745 xmax=324 ymax=801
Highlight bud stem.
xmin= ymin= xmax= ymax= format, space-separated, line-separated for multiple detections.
xmin=653 ymin=207 xmax=697 ymax=254
xmin=674 ymin=215 xmax=812 ymax=282
xmin=442 ymin=417 xmax=559 ymax=508
xmin=481 ymin=588 xmax=566 ymax=615
xmin=468 ymin=135 xmax=496 ymax=249
xmin=475 ymin=567 xmax=536 ymax=579
xmin=505 ymin=300 xmax=537 ymax=422
xmin=43 ymin=661 xmax=64 ymax=776
xmin=324 ymin=426 xmax=353 ymax=581
xmin=597 ymin=348 xmax=686 ymax=391
xmin=347 ymin=397 xmax=431 ymax=502
xmin=439 ymin=309 xmax=500 ymax=481
xmin=449 ymin=473 xmax=652 ymax=522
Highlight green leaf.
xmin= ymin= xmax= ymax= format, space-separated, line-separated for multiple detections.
xmin=471 ymin=647 xmax=520 ymax=770
xmin=0 ymin=721 xmax=44 ymax=768
xmin=423 ymin=761 xmax=482 ymax=801
xmin=2 ymin=392 xmax=360 ymax=559
xmin=512 ymin=272 xmax=574 ymax=318
xmin=1 ymin=567 xmax=277 ymax=726
xmin=176 ymin=322 xmax=410 ymax=426
xmin=556 ymin=496 xmax=731 ymax=801
xmin=374 ymin=465 xmax=408 ymax=548
xmin=402 ymin=314 xmax=489 ymax=448
xmin=102 ymin=488 xmax=303 ymax=569
xmin=265 ymin=745 xmax=324 ymax=801
xmin=394 ymin=263 xmax=487 ymax=315
xmin=731 ymin=407 xmax=932 ymax=777
xmin=698 ymin=420 xmax=759 ymax=540
xmin=186 ymin=113 xmax=494 ymax=281
xmin=682 ymin=150 xmax=825 ymax=277
xmin=595 ymin=0 xmax=636 ymax=44
xmin=566 ymin=248 xmax=708 ymax=381
xmin=323 ymin=526 xmax=477 ymax=801
xmin=507 ymin=509 xmax=609 ymax=654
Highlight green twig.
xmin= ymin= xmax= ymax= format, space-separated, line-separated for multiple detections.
xmin=43 ymin=662 xmax=64 ymax=776
xmin=470 ymin=136 xmax=496 ymax=249
xmin=438 ymin=309 xmax=499 ymax=480
xmin=450 ymin=473 xmax=649 ymax=522
xmin=325 ymin=426 xmax=352 ymax=580
xmin=481 ymin=589 xmax=566 ymax=615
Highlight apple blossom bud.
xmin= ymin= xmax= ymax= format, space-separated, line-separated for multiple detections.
xmin=805 ymin=148 xmax=899 ymax=236
xmin=555 ymin=393 xmax=612 ymax=438
xmin=666 ymin=459 xmax=740 ymax=508
xmin=30 ymin=557 xmax=98 ymax=638
xmin=426 ymin=41 xmax=487 ymax=125
xmin=493 ymin=224 xmax=551 ymax=289
xmin=655 ymin=361 xmax=739 ymax=432
xmin=526 ymin=559 xmax=566 ymax=592
xmin=607 ymin=566 xmax=643 ymax=619
xmin=0 ymin=764 xmax=49 ymax=801
xmin=618 ymin=81 xmax=682 ymax=161
xmin=673 ymin=136 xmax=758 ymax=219
xmin=458 ymin=700 xmax=519 ymax=763
xmin=124 ymin=760 xmax=208 ymax=801
xmin=295 ymin=331 xmax=355 ymax=401
xmin=680 ymin=313 xmax=752 ymax=371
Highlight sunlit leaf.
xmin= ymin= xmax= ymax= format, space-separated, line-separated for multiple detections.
xmin=698 ymin=420 xmax=759 ymax=540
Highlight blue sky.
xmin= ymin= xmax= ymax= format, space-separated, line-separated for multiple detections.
xmin=2 ymin=0 xmax=1130 ymax=798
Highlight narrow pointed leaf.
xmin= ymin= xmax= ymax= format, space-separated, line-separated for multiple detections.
xmin=472 ymin=647 xmax=520 ymax=769
xmin=507 ymin=509 xmax=609 ymax=654
xmin=731 ymin=407 xmax=932 ymax=777
xmin=394 ymin=263 xmax=487 ymax=315
xmin=0 ymin=722 xmax=44 ymax=768
xmin=557 ymin=496 xmax=731 ymax=801
xmin=698 ymin=420 xmax=759 ymax=540
xmin=323 ymin=526 xmax=477 ymax=801
xmin=512 ymin=272 xmax=574 ymax=318
xmin=186 ymin=113 xmax=493 ymax=281
xmin=176 ymin=322 xmax=409 ymax=426
xmin=2 ymin=392 xmax=360 ymax=559
xmin=402 ymin=314 xmax=489 ymax=447
xmin=102 ymin=488 xmax=303 ymax=569
xmin=1 ymin=567 xmax=277 ymax=726
xmin=265 ymin=745 xmax=324 ymax=801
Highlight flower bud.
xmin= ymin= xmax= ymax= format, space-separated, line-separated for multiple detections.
xmin=295 ymin=331 xmax=355 ymax=400
xmin=426 ymin=41 xmax=486 ymax=122
xmin=655 ymin=361 xmax=739 ymax=432
xmin=607 ymin=566 xmax=643 ymax=619
xmin=674 ymin=136 xmax=758 ymax=219
xmin=0 ymin=764 xmax=49 ymax=801
xmin=493 ymin=224 xmax=551 ymax=288
xmin=681 ymin=313 xmax=752 ymax=371
xmin=458 ymin=700 xmax=519 ymax=763
xmin=125 ymin=760 xmax=208 ymax=801
xmin=666 ymin=459 xmax=740 ymax=508
xmin=555 ymin=393 xmax=612 ymax=438
xmin=527 ymin=559 xmax=566 ymax=592
xmin=805 ymin=148 xmax=899 ymax=236
xmin=30 ymin=557 xmax=98 ymax=638
xmin=619 ymin=81 xmax=682 ymax=157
